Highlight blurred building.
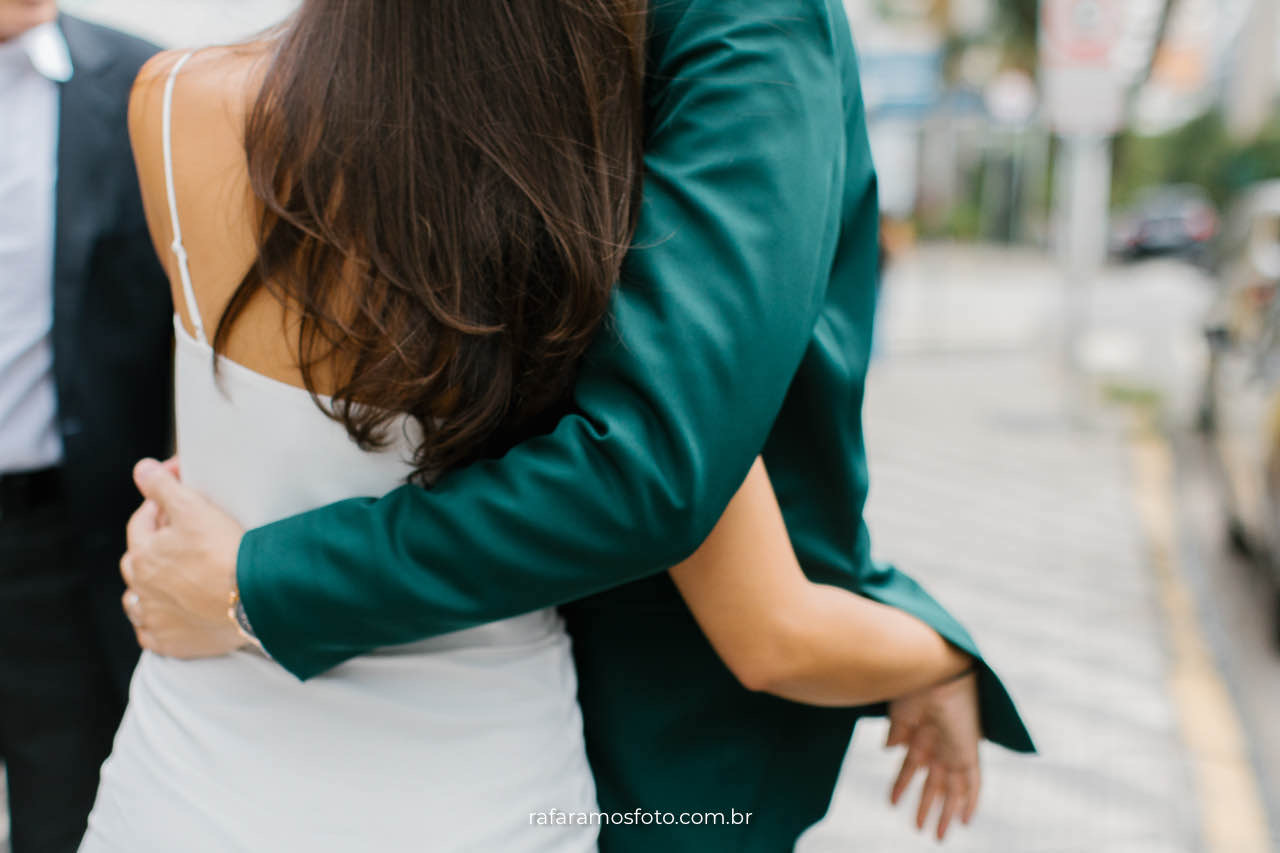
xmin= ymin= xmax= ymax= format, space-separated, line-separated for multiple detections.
xmin=845 ymin=0 xmax=1280 ymax=244
xmin=1132 ymin=0 xmax=1278 ymax=138
xmin=1222 ymin=0 xmax=1278 ymax=141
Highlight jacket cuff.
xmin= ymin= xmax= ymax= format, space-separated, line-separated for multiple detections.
xmin=853 ymin=562 xmax=1036 ymax=754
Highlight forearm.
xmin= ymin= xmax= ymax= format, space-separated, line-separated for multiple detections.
xmin=670 ymin=459 xmax=972 ymax=708
xmin=762 ymin=583 xmax=973 ymax=707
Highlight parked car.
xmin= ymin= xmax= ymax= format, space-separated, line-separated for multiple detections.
xmin=1198 ymin=181 xmax=1280 ymax=650
xmin=1112 ymin=184 xmax=1218 ymax=262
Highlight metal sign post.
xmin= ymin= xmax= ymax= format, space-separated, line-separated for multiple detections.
xmin=1040 ymin=0 xmax=1124 ymax=375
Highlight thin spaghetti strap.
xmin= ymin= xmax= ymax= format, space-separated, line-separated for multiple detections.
xmin=161 ymin=50 xmax=207 ymax=344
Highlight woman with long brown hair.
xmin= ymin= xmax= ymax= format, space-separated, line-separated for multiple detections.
xmin=82 ymin=1 xmax=980 ymax=849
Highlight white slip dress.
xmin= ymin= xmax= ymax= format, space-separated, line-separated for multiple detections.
xmin=79 ymin=52 xmax=599 ymax=853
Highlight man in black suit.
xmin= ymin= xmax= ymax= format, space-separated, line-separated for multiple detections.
xmin=0 ymin=3 xmax=169 ymax=849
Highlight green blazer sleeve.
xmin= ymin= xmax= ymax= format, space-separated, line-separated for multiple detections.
xmin=239 ymin=0 xmax=846 ymax=667
xmin=238 ymin=0 xmax=1033 ymax=753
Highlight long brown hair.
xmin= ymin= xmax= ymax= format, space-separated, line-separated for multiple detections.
xmin=221 ymin=0 xmax=647 ymax=481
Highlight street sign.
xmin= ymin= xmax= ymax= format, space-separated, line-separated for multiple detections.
xmin=859 ymin=49 xmax=944 ymax=120
xmin=1039 ymin=0 xmax=1125 ymax=135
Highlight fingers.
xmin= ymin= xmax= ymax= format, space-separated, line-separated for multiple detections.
xmin=124 ymin=501 xmax=164 ymax=591
xmin=890 ymin=739 xmax=926 ymax=806
xmin=915 ymin=765 xmax=944 ymax=831
xmin=963 ymin=765 xmax=981 ymax=825
xmin=133 ymin=457 xmax=161 ymax=494
xmin=891 ymin=723 xmax=981 ymax=841
xmin=161 ymin=456 xmax=181 ymax=480
xmin=885 ymin=718 xmax=910 ymax=748
xmin=125 ymin=500 xmax=160 ymax=552
xmin=122 ymin=588 xmax=144 ymax=630
xmin=935 ymin=770 xmax=967 ymax=841
xmin=128 ymin=619 xmax=245 ymax=661
xmin=133 ymin=458 xmax=185 ymax=512
xmin=933 ymin=765 xmax=980 ymax=840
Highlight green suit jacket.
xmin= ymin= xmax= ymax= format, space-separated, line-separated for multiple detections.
xmin=238 ymin=1 xmax=1035 ymax=849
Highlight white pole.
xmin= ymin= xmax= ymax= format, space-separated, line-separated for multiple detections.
xmin=1058 ymin=134 xmax=1112 ymax=370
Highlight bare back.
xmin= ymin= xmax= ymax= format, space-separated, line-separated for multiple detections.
xmin=129 ymin=45 xmax=331 ymax=392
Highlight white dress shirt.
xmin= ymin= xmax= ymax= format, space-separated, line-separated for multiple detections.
xmin=0 ymin=21 xmax=72 ymax=473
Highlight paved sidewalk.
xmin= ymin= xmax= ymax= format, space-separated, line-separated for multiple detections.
xmin=800 ymin=246 xmax=1273 ymax=852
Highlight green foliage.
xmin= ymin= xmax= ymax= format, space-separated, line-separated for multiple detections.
xmin=943 ymin=0 xmax=1039 ymax=76
xmin=949 ymin=200 xmax=985 ymax=240
xmin=1112 ymin=110 xmax=1280 ymax=211
xmin=995 ymin=0 xmax=1039 ymax=71
xmin=997 ymin=0 xmax=1038 ymax=49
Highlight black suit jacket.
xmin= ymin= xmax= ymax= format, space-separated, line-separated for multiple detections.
xmin=52 ymin=16 xmax=172 ymax=567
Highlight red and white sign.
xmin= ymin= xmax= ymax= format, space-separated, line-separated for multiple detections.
xmin=1039 ymin=0 xmax=1125 ymax=135
xmin=1042 ymin=0 xmax=1123 ymax=63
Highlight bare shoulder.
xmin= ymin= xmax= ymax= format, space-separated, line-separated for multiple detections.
xmin=129 ymin=45 xmax=267 ymax=157
xmin=127 ymin=49 xmax=186 ymax=154
xmin=127 ymin=43 xmax=271 ymax=304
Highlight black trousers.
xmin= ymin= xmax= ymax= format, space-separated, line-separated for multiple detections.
xmin=0 ymin=500 xmax=139 ymax=853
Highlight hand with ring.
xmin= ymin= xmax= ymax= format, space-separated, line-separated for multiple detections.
xmin=119 ymin=457 xmax=249 ymax=659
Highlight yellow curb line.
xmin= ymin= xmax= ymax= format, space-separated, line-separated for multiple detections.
xmin=1130 ymin=430 xmax=1274 ymax=853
